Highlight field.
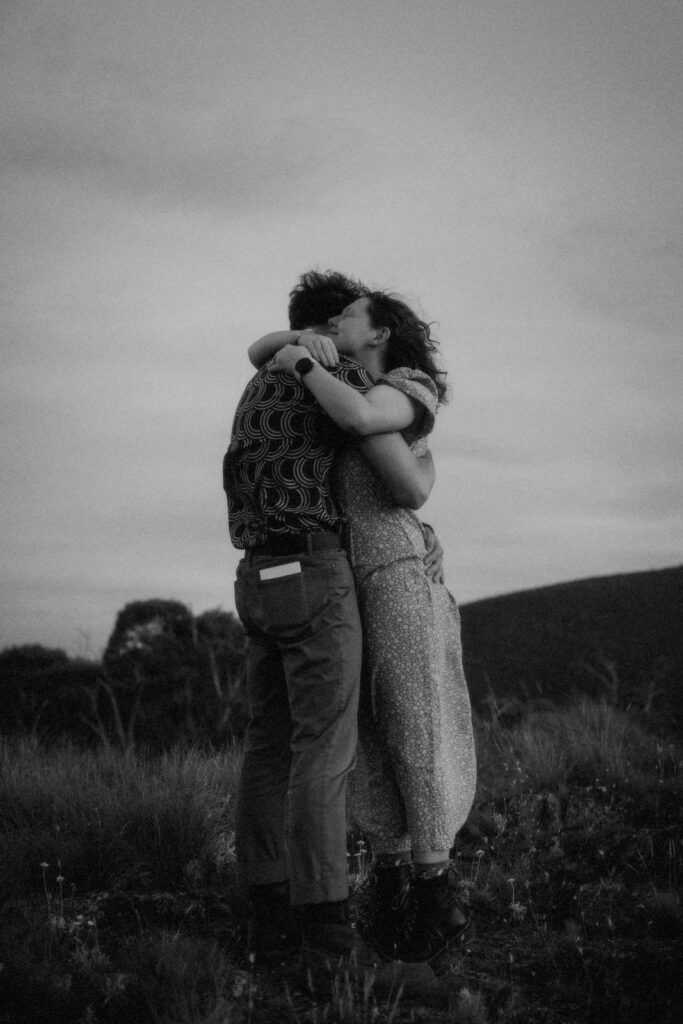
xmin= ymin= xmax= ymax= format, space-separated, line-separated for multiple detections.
xmin=1 ymin=700 xmax=681 ymax=1024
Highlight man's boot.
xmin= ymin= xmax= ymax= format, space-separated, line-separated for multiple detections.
xmin=301 ymin=899 xmax=383 ymax=974
xmin=245 ymin=880 xmax=301 ymax=962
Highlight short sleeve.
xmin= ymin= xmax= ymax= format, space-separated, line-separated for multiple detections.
xmin=379 ymin=367 xmax=438 ymax=439
xmin=331 ymin=356 xmax=376 ymax=394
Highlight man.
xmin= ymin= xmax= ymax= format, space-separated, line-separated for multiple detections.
xmin=223 ymin=271 xmax=382 ymax=969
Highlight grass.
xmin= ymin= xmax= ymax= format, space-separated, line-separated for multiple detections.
xmin=0 ymin=741 xmax=239 ymax=899
xmin=0 ymin=701 xmax=681 ymax=1023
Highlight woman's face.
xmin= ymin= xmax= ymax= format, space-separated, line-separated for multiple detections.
xmin=329 ymin=296 xmax=377 ymax=357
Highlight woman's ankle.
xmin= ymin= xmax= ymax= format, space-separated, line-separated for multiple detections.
xmin=374 ymin=851 xmax=411 ymax=870
xmin=413 ymin=858 xmax=450 ymax=881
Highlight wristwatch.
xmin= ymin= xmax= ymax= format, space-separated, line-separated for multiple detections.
xmin=295 ymin=356 xmax=315 ymax=378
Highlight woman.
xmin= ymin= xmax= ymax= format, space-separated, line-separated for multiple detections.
xmin=253 ymin=291 xmax=477 ymax=964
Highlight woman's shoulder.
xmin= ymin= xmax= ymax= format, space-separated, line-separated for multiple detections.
xmin=380 ymin=367 xmax=438 ymax=407
xmin=379 ymin=367 xmax=438 ymax=437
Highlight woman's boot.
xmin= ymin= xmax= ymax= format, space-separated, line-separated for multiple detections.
xmin=363 ymin=859 xmax=412 ymax=960
xmin=400 ymin=866 xmax=472 ymax=964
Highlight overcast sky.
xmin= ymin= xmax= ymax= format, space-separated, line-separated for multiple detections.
xmin=1 ymin=0 xmax=681 ymax=657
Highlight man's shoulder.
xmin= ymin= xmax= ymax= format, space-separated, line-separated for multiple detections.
xmin=239 ymin=361 xmax=298 ymax=395
xmin=331 ymin=356 xmax=376 ymax=389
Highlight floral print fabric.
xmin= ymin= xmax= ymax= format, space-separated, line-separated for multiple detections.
xmin=340 ymin=368 xmax=477 ymax=853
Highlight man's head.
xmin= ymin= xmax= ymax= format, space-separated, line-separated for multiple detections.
xmin=288 ymin=270 xmax=366 ymax=331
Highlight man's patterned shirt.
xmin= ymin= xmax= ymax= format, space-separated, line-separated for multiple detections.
xmin=223 ymin=356 xmax=375 ymax=549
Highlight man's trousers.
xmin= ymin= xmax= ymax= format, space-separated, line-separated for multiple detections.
xmin=233 ymin=547 xmax=362 ymax=905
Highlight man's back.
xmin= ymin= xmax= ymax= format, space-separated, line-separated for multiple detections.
xmin=224 ymin=355 xmax=374 ymax=549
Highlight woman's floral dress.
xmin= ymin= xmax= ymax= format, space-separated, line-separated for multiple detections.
xmin=340 ymin=367 xmax=477 ymax=854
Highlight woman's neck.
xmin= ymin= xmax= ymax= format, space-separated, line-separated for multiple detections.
xmin=355 ymin=348 xmax=386 ymax=378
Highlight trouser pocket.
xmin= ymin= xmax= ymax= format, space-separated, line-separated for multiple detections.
xmin=236 ymin=555 xmax=355 ymax=637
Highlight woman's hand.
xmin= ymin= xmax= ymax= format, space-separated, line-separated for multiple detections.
xmin=298 ymin=330 xmax=339 ymax=368
xmin=249 ymin=330 xmax=298 ymax=368
xmin=270 ymin=344 xmax=309 ymax=376
xmin=423 ymin=523 xmax=445 ymax=583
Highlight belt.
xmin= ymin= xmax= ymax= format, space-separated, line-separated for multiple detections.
xmin=248 ymin=529 xmax=343 ymax=558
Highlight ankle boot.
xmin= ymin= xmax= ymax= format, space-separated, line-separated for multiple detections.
xmin=363 ymin=860 xmax=412 ymax=959
xmin=302 ymin=899 xmax=382 ymax=973
xmin=246 ymin=881 xmax=301 ymax=962
xmin=400 ymin=869 xmax=472 ymax=963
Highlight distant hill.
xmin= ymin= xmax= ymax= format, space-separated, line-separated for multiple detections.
xmin=459 ymin=566 xmax=683 ymax=734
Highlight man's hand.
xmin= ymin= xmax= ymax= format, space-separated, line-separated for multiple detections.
xmin=270 ymin=344 xmax=310 ymax=375
xmin=298 ymin=330 xmax=339 ymax=367
xmin=423 ymin=523 xmax=445 ymax=584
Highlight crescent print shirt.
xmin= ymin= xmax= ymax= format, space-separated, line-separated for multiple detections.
xmin=223 ymin=356 xmax=375 ymax=549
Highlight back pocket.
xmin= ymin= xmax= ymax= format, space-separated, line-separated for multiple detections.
xmin=259 ymin=570 xmax=310 ymax=631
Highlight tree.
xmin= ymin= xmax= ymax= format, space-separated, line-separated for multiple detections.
xmin=195 ymin=608 xmax=248 ymax=739
xmin=0 ymin=645 xmax=99 ymax=741
xmin=101 ymin=599 xmax=247 ymax=748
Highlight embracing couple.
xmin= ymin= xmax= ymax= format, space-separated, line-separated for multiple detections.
xmin=223 ymin=270 xmax=476 ymax=975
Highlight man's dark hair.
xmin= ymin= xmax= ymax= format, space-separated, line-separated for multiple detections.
xmin=288 ymin=269 xmax=366 ymax=330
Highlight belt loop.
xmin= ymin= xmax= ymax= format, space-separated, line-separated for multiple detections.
xmin=305 ymin=533 xmax=314 ymax=555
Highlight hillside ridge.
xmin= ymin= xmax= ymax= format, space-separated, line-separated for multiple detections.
xmin=459 ymin=564 xmax=683 ymax=733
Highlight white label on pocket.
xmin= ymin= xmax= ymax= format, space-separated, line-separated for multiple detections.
xmin=259 ymin=561 xmax=302 ymax=581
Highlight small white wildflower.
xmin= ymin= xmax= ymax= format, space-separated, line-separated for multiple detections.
xmin=232 ymin=970 xmax=249 ymax=997
xmin=493 ymin=812 xmax=507 ymax=835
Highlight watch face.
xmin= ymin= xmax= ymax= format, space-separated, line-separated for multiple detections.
xmin=295 ymin=357 xmax=314 ymax=376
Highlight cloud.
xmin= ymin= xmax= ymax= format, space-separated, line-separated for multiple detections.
xmin=1 ymin=5 xmax=387 ymax=216
xmin=546 ymin=213 xmax=683 ymax=336
xmin=443 ymin=428 xmax=554 ymax=469
xmin=2 ymin=0 xmax=681 ymax=656
xmin=2 ymin=101 xmax=382 ymax=215
xmin=604 ymin=482 xmax=683 ymax=523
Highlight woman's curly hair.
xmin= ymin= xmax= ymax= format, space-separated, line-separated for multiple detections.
xmin=365 ymin=291 xmax=449 ymax=406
